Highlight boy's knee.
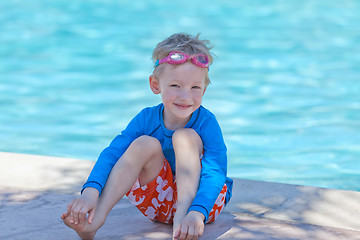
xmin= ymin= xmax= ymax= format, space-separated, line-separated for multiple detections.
xmin=131 ymin=135 xmax=162 ymax=155
xmin=172 ymin=128 xmax=203 ymax=151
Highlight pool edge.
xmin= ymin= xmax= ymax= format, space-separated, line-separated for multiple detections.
xmin=1 ymin=151 xmax=360 ymax=239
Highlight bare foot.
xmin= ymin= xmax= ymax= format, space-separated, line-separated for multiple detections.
xmin=172 ymin=211 xmax=186 ymax=239
xmin=62 ymin=214 xmax=97 ymax=240
xmin=172 ymin=223 xmax=181 ymax=239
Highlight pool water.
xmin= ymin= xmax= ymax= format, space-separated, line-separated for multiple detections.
xmin=1 ymin=0 xmax=359 ymax=191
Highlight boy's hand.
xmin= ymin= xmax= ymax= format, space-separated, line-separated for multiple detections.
xmin=61 ymin=187 xmax=99 ymax=225
xmin=173 ymin=211 xmax=205 ymax=240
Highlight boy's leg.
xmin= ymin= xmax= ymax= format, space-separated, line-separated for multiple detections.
xmin=172 ymin=129 xmax=204 ymax=239
xmin=63 ymin=136 xmax=164 ymax=240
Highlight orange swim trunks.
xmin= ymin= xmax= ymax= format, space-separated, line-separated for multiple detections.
xmin=126 ymin=159 xmax=228 ymax=224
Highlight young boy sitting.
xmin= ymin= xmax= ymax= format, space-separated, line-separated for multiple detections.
xmin=61 ymin=32 xmax=233 ymax=240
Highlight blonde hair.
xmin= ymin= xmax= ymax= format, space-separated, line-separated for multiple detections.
xmin=152 ymin=33 xmax=214 ymax=86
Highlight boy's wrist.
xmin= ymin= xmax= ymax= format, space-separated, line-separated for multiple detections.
xmin=82 ymin=187 xmax=100 ymax=199
xmin=188 ymin=210 xmax=205 ymax=221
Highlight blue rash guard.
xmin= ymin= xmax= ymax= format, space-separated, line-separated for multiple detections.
xmin=82 ymin=103 xmax=233 ymax=222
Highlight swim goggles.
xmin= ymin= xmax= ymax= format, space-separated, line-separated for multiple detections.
xmin=154 ymin=51 xmax=209 ymax=70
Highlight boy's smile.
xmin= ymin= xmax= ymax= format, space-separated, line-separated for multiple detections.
xmin=150 ymin=62 xmax=208 ymax=130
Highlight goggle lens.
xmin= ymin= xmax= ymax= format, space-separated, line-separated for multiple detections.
xmin=196 ymin=55 xmax=208 ymax=64
xmin=170 ymin=52 xmax=185 ymax=61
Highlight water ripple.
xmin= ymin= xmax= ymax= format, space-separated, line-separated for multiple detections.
xmin=1 ymin=0 xmax=359 ymax=191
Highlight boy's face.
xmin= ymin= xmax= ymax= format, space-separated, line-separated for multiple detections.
xmin=150 ymin=62 xmax=208 ymax=129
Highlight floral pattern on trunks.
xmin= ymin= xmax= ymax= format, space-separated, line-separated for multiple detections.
xmin=126 ymin=159 xmax=227 ymax=224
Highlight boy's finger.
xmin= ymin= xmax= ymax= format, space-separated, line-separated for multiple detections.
xmin=179 ymin=224 xmax=188 ymax=240
xmin=69 ymin=199 xmax=80 ymax=215
xmin=193 ymin=226 xmax=201 ymax=240
xmin=198 ymin=224 xmax=204 ymax=236
xmin=69 ymin=200 xmax=80 ymax=223
xmin=88 ymin=208 xmax=96 ymax=224
xmin=187 ymin=226 xmax=196 ymax=240
xmin=79 ymin=203 xmax=90 ymax=221
xmin=78 ymin=207 xmax=87 ymax=223
xmin=72 ymin=204 xmax=83 ymax=224
xmin=67 ymin=199 xmax=76 ymax=213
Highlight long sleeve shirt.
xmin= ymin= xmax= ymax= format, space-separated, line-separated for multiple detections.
xmin=82 ymin=103 xmax=233 ymax=222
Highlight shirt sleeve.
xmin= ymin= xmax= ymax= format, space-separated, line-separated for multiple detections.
xmin=81 ymin=109 xmax=145 ymax=195
xmin=188 ymin=114 xmax=227 ymax=222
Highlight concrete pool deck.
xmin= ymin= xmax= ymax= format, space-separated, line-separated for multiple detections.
xmin=0 ymin=151 xmax=359 ymax=239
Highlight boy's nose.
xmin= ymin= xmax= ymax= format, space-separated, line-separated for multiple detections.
xmin=179 ymin=90 xmax=190 ymax=100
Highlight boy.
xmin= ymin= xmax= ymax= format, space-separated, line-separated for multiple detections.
xmin=61 ymin=33 xmax=233 ymax=240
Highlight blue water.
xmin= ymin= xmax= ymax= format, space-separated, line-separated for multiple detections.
xmin=1 ymin=0 xmax=359 ymax=191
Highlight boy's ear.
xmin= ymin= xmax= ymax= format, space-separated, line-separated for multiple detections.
xmin=149 ymin=75 xmax=161 ymax=94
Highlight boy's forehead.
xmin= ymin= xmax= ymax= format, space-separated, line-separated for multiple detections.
xmin=161 ymin=63 xmax=207 ymax=78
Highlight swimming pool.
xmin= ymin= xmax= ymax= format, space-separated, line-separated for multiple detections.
xmin=1 ymin=0 xmax=359 ymax=191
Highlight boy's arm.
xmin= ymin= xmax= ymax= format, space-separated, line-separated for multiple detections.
xmin=81 ymin=134 xmax=133 ymax=194
xmin=82 ymin=109 xmax=146 ymax=195
xmin=188 ymin=115 xmax=228 ymax=222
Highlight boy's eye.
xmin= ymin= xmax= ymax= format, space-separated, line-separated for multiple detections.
xmin=170 ymin=84 xmax=179 ymax=87
xmin=192 ymin=86 xmax=201 ymax=89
